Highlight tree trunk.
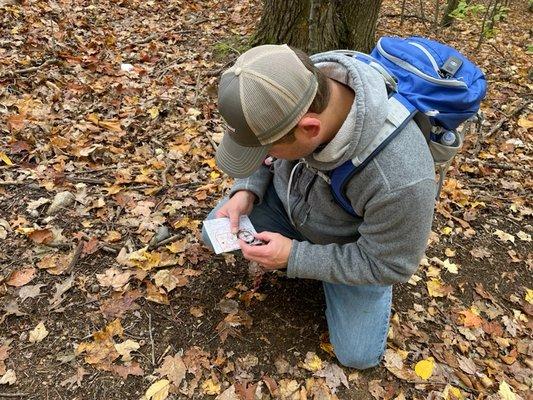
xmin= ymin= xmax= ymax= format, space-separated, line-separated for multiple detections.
xmin=441 ymin=0 xmax=460 ymax=27
xmin=252 ymin=0 xmax=382 ymax=54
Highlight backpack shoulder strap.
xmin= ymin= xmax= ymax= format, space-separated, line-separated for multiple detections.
xmin=329 ymin=93 xmax=418 ymax=217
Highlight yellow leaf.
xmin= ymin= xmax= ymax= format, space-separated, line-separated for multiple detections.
xmin=498 ymin=381 xmax=516 ymax=400
xmin=442 ymin=259 xmax=458 ymax=274
xmin=166 ymin=239 xmax=188 ymax=254
xmin=443 ymin=384 xmax=463 ymax=400
xmin=210 ymin=171 xmax=220 ymax=180
xmin=427 ymin=278 xmax=449 ymax=298
xmin=526 ymin=289 xmax=533 ymax=304
xmin=201 ymin=379 xmax=221 ymax=395
xmin=0 ymin=152 xmax=13 ymax=166
xmin=300 ymin=352 xmax=323 ymax=372
xmin=441 ymin=226 xmax=453 ymax=235
xmin=148 ymin=106 xmax=159 ymax=119
xmin=29 ymin=322 xmax=49 ymax=343
xmin=144 ymin=379 xmax=170 ymax=400
xmin=517 ymin=116 xmax=533 ymax=129
xmin=414 ymin=357 xmax=434 ymax=380
xmin=204 ymin=158 xmax=216 ymax=168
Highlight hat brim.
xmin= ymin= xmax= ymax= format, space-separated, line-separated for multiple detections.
xmin=215 ymin=133 xmax=271 ymax=179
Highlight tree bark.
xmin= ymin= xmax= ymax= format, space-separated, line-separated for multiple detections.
xmin=252 ymin=0 xmax=382 ymax=53
xmin=441 ymin=0 xmax=460 ymax=27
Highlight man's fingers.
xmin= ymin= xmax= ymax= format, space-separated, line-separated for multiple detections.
xmin=228 ymin=210 xmax=240 ymax=234
xmin=254 ymin=231 xmax=277 ymax=241
xmin=240 ymin=240 xmax=270 ymax=257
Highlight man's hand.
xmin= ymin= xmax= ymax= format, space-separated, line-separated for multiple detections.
xmin=239 ymin=231 xmax=292 ymax=270
xmin=215 ymin=190 xmax=256 ymax=234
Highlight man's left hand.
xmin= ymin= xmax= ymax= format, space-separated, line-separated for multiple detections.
xmin=239 ymin=231 xmax=292 ymax=270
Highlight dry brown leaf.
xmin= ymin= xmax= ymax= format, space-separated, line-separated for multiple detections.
xmin=145 ymin=281 xmax=169 ymax=305
xmin=28 ymin=228 xmax=54 ymax=244
xmin=6 ymin=267 xmax=36 ymax=287
xmin=18 ymin=283 xmax=46 ymax=301
xmin=100 ymin=290 xmax=141 ymax=319
xmin=156 ymin=354 xmax=187 ymax=387
xmin=29 ymin=321 xmax=48 ymax=343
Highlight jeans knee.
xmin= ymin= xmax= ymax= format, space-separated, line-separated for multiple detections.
xmin=334 ymin=346 xmax=383 ymax=370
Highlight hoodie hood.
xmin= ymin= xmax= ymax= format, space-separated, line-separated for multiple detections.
xmin=305 ymin=52 xmax=390 ymax=171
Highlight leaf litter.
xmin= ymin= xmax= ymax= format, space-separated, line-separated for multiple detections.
xmin=0 ymin=0 xmax=531 ymax=398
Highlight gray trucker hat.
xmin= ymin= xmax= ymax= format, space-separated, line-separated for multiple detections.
xmin=215 ymin=44 xmax=318 ymax=178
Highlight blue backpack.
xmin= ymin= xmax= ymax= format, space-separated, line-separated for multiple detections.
xmin=312 ymin=36 xmax=487 ymax=217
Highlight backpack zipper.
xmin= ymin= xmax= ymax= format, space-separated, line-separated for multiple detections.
xmin=376 ymin=39 xmax=467 ymax=88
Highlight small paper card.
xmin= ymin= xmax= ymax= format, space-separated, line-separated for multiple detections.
xmin=203 ymin=216 xmax=257 ymax=254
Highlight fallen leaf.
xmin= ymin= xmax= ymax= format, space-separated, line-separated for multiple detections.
xmin=190 ymin=306 xmax=204 ymax=317
xmin=18 ymin=283 xmax=46 ymax=301
xmin=145 ymin=282 xmax=170 ymax=305
xmin=368 ymin=379 xmax=386 ymax=399
xmin=143 ymin=379 xmax=170 ymax=400
xmin=96 ymin=268 xmax=132 ymax=291
xmin=6 ymin=267 xmax=36 ymax=287
xmin=457 ymin=356 xmax=477 ymax=375
xmin=459 ymin=309 xmax=483 ymax=328
xmin=156 ymin=354 xmax=186 ymax=387
xmin=314 ymin=362 xmax=349 ymax=393
xmin=28 ymin=228 xmax=54 ymax=244
xmin=470 ymin=247 xmax=491 ymax=259
xmin=0 ymin=345 xmax=10 ymax=375
xmin=493 ymin=229 xmax=515 ymax=243
xmin=427 ymin=278 xmax=453 ymax=297
xmin=202 ymin=378 xmax=221 ymax=395
xmin=0 ymin=369 xmax=16 ymax=385
xmin=114 ymin=339 xmax=139 ymax=362
xmin=278 ymin=379 xmax=300 ymax=399
xmin=414 ymin=357 xmax=434 ymax=380
xmin=300 ymin=352 xmax=323 ymax=372
xmin=29 ymin=321 xmax=49 ymax=343
xmin=111 ymin=363 xmax=144 ymax=379
xmin=498 ymin=380 xmax=516 ymax=400
xmin=0 ymin=152 xmax=13 ymax=166
xmin=526 ymin=289 xmax=533 ymax=304
xmin=49 ymin=275 xmax=75 ymax=309
xmin=516 ymin=231 xmax=531 ymax=242
xmin=442 ymin=259 xmax=458 ymax=274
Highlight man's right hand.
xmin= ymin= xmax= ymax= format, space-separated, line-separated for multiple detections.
xmin=215 ymin=190 xmax=256 ymax=234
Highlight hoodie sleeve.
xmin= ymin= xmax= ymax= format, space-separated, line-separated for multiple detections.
xmin=228 ymin=165 xmax=273 ymax=204
xmin=286 ymin=178 xmax=435 ymax=285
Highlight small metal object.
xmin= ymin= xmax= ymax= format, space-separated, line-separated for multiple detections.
xmin=440 ymin=56 xmax=463 ymax=77
xmin=236 ymin=229 xmax=264 ymax=246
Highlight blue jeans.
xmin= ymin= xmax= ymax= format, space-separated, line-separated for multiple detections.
xmin=202 ymin=184 xmax=392 ymax=369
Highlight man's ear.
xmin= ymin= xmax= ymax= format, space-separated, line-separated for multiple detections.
xmin=296 ymin=116 xmax=321 ymax=138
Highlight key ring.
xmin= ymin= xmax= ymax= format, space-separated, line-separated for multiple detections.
xmin=236 ymin=229 xmax=264 ymax=246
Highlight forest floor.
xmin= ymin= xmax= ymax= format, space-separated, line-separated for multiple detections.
xmin=0 ymin=0 xmax=531 ymax=399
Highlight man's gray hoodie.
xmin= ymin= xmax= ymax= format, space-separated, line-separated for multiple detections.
xmin=229 ymin=53 xmax=436 ymax=286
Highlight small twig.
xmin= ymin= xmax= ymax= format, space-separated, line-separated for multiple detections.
xmin=485 ymin=99 xmax=531 ymax=138
xmin=0 ymin=393 xmax=29 ymax=398
xmin=66 ymin=176 xmax=108 ymax=185
xmin=149 ymin=234 xmax=181 ymax=250
xmin=67 ymin=240 xmax=85 ymax=271
xmin=148 ymin=313 xmax=156 ymax=366
xmin=0 ymin=181 xmax=25 ymax=186
xmin=2 ymin=58 xmax=60 ymax=78
xmin=192 ymin=71 xmax=202 ymax=106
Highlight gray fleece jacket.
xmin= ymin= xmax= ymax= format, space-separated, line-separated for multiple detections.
xmin=229 ymin=53 xmax=436 ymax=286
